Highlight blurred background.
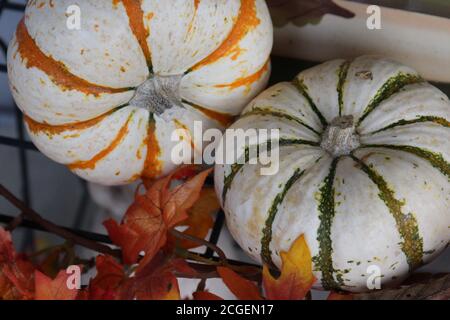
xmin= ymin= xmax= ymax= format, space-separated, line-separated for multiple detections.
xmin=0 ymin=0 xmax=448 ymax=299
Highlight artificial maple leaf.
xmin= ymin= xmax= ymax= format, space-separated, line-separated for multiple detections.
xmin=0 ymin=227 xmax=34 ymax=300
xmin=90 ymin=255 xmax=125 ymax=290
xmin=83 ymin=255 xmax=126 ymax=300
xmin=263 ymin=234 xmax=316 ymax=300
xmin=193 ymin=291 xmax=224 ymax=300
xmin=34 ymin=269 xmax=79 ymax=300
xmin=118 ymin=252 xmax=195 ymax=300
xmin=217 ymin=266 xmax=262 ymax=300
xmin=176 ymin=187 xmax=218 ymax=249
xmin=104 ymin=167 xmax=212 ymax=268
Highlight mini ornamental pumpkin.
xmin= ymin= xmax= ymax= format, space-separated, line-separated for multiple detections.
xmin=7 ymin=0 xmax=272 ymax=185
xmin=215 ymin=56 xmax=450 ymax=292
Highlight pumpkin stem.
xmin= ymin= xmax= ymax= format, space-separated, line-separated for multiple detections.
xmin=320 ymin=115 xmax=360 ymax=157
xmin=129 ymin=74 xmax=184 ymax=118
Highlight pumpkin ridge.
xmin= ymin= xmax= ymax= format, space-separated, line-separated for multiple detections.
xmin=222 ymin=139 xmax=320 ymax=202
xmin=67 ymin=112 xmax=135 ymax=171
xmin=213 ymin=59 xmax=270 ymax=91
xmin=367 ymin=116 xmax=450 ymax=134
xmin=260 ymin=168 xmax=306 ymax=269
xmin=118 ymin=0 xmax=153 ymax=68
xmin=15 ymin=19 xmax=132 ymax=95
xmin=241 ymin=107 xmax=321 ymax=136
xmin=141 ymin=115 xmax=161 ymax=179
xmin=24 ymin=108 xmax=119 ymax=136
xmin=337 ymin=60 xmax=351 ymax=117
xmin=360 ymin=145 xmax=450 ymax=180
xmin=312 ymin=157 xmax=342 ymax=290
xmin=357 ymin=73 xmax=423 ymax=126
xmin=182 ymin=100 xmax=235 ymax=127
xmin=292 ymin=77 xmax=328 ymax=127
xmin=350 ymin=155 xmax=424 ymax=269
xmin=190 ymin=0 xmax=260 ymax=71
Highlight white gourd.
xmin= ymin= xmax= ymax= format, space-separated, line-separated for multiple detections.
xmin=215 ymin=56 xmax=450 ymax=292
xmin=7 ymin=0 xmax=273 ymax=185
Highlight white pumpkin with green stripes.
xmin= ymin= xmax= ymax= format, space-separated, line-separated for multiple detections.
xmin=214 ymin=56 xmax=450 ymax=292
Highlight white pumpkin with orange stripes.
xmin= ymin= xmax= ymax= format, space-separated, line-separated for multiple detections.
xmin=7 ymin=0 xmax=272 ymax=185
xmin=215 ymin=56 xmax=450 ymax=292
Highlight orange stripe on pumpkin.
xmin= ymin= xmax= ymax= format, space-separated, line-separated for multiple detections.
xmin=174 ymin=119 xmax=197 ymax=152
xmin=191 ymin=0 xmax=260 ymax=70
xmin=24 ymin=110 xmax=115 ymax=136
xmin=117 ymin=0 xmax=152 ymax=65
xmin=141 ymin=121 xmax=161 ymax=179
xmin=15 ymin=19 xmax=129 ymax=96
xmin=214 ymin=59 xmax=269 ymax=91
xmin=188 ymin=103 xmax=235 ymax=127
xmin=68 ymin=114 xmax=133 ymax=170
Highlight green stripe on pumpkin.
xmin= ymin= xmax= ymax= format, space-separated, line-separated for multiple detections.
xmin=357 ymin=73 xmax=423 ymax=126
xmin=260 ymin=168 xmax=306 ymax=269
xmin=292 ymin=78 xmax=328 ymax=127
xmin=241 ymin=107 xmax=320 ymax=135
xmin=361 ymin=144 xmax=450 ymax=180
xmin=222 ymin=139 xmax=319 ymax=202
xmin=368 ymin=116 xmax=450 ymax=134
xmin=350 ymin=155 xmax=424 ymax=269
xmin=312 ymin=157 xmax=342 ymax=290
xmin=337 ymin=60 xmax=351 ymax=116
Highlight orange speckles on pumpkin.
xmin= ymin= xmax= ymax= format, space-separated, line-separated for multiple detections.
xmin=191 ymin=0 xmax=260 ymax=70
xmin=145 ymin=12 xmax=154 ymax=21
xmin=15 ymin=19 xmax=128 ymax=96
xmin=67 ymin=114 xmax=133 ymax=171
xmin=229 ymin=46 xmax=245 ymax=61
xmin=214 ymin=59 xmax=269 ymax=92
xmin=141 ymin=122 xmax=161 ymax=179
xmin=186 ymin=0 xmax=201 ymax=36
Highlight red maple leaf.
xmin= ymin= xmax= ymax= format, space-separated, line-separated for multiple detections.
xmin=0 ymin=227 xmax=34 ymax=300
xmin=104 ymin=166 xmax=212 ymax=269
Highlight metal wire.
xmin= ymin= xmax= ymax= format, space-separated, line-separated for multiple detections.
xmin=0 ymin=1 xmax=236 ymax=263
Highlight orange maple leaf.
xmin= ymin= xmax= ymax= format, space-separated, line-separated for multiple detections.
xmin=217 ymin=266 xmax=263 ymax=300
xmin=175 ymin=187 xmax=218 ymax=249
xmin=263 ymin=234 xmax=316 ymax=300
xmin=34 ymin=269 xmax=79 ymax=300
xmin=104 ymin=167 xmax=212 ymax=269
xmin=118 ymin=252 xmax=195 ymax=300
